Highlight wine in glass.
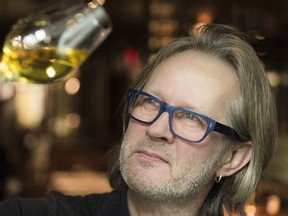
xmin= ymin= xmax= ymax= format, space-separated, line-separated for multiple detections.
xmin=0 ymin=0 xmax=112 ymax=84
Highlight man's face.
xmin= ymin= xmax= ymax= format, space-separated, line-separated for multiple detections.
xmin=120 ymin=51 xmax=240 ymax=201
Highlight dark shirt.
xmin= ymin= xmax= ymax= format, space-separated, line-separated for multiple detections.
xmin=0 ymin=187 xmax=130 ymax=216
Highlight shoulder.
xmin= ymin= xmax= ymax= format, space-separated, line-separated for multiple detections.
xmin=0 ymin=187 xmax=130 ymax=216
xmin=74 ymin=186 xmax=130 ymax=215
xmin=50 ymin=188 xmax=130 ymax=215
xmin=0 ymin=195 xmax=51 ymax=216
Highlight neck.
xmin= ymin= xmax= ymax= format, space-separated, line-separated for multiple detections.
xmin=127 ymin=189 xmax=207 ymax=216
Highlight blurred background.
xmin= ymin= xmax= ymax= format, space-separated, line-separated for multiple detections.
xmin=0 ymin=0 xmax=288 ymax=215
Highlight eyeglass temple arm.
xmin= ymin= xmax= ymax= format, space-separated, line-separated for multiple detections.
xmin=214 ymin=122 xmax=242 ymax=141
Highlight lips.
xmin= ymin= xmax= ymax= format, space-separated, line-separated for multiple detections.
xmin=136 ymin=150 xmax=169 ymax=164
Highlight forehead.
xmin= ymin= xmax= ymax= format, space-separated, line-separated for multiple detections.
xmin=143 ymin=51 xmax=240 ymax=119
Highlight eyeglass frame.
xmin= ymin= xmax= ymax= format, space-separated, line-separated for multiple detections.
xmin=126 ymin=88 xmax=241 ymax=143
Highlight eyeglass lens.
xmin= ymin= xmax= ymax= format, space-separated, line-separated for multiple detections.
xmin=128 ymin=92 xmax=209 ymax=142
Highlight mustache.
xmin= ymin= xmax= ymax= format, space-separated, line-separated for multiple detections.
xmin=122 ymin=137 xmax=174 ymax=164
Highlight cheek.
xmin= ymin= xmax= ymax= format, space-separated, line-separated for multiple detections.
xmin=174 ymin=135 xmax=223 ymax=165
xmin=125 ymin=119 xmax=147 ymax=138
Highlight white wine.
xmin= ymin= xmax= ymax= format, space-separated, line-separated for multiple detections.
xmin=0 ymin=45 xmax=87 ymax=83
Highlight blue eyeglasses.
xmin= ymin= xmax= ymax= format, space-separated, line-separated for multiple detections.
xmin=126 ymin=88 xmax=241 ymax=143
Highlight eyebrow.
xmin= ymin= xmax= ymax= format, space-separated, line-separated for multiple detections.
xmin=144 ymin=88 xmax=212 ymax=117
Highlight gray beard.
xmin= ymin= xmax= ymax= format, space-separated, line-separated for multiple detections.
xmin=119 ymin=136 xmax=225 ymax=203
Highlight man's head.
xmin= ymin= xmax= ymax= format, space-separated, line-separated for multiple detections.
xmin=109 ymin=24 xmax=278 ymax=215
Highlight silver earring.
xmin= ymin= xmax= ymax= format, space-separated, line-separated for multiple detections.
xmin=215 ymin=175 xmax=222 ymax=183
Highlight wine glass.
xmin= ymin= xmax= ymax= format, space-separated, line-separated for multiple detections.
xmin=0 ymin=0 xmax=112 ymax=84
xmin=0 ymin=1 xmax=112 ymax=189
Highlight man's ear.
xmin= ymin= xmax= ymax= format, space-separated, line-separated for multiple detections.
xmin=216 ymin=141 xmax=252 ymax=177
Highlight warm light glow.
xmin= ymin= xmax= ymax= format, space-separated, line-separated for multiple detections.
xmin=65 ymin=78 xmax=80 ymax=95
xmin=49 ymin=171 xmax=112 ymax=195
xmin=97 ymin=0 xmax=106 ymax=5
xmin=46 ymin=66 xmax=56 ymax=78
xmin=14 ymin=84 xmax=46 ymax=129
xmin=245 ymin=205 xmax=256 ymax=216
xmin=192 ymin=8 xmax=214 ymax=33
xmin=0 ymin=83 xmax=14 ymax=101
xmin=266 ymin=195 xmax=280 ymax=215
xmin=267 ymin=70 xmax=281 ymax=87
xmin=197 ymin=11 xmax=213 ymax=23
xmin=65 ymin=113 xmax=81 ymax=129
xmin=88 ymin=0 xmax=105 ymax=7
xmin=49 ymin=113 xmax=81 ymax=137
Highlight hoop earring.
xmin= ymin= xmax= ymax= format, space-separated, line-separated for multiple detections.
xmin=215 ymin=175 xmax=222 ymax=183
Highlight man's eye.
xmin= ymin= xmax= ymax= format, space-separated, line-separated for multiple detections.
xmin=146 ymin=98 xmax=159 ymax=106
xmin=185 ymin=113 xmax=196 ymax=120
xmin=176 ymin=111 xmax=203 ymax=125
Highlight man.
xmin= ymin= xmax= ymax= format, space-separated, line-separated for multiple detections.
xmin=0 ymin=24 xmax=278 ymax=216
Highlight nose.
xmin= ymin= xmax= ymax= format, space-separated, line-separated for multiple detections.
xmin=146 ymin=112 xmax=174 ymax=143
